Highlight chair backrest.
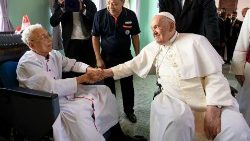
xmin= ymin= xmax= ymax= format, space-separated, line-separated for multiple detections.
xmin=0 ymin=61 xmax=18 ymax=88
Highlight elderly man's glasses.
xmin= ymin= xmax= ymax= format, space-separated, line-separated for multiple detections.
xmin=31 ymin=33 xmax=51 ymax=42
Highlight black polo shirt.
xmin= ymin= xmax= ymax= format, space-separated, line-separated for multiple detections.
xmin=92 ymin=7 xmax=140 ymax=57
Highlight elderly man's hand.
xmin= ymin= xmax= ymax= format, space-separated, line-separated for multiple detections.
xmin=204 ymin=105 xmax=222 ymax=140
xmin=76 ymin=68 xmax=104 ymax=84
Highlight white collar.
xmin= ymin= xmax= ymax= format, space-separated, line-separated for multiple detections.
xmin=164 ymin=32 xmax=178 ymax=47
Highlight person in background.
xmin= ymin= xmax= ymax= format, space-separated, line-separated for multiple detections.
xmin=92 ymin=0 xmax=140 ymax=123
xmin=158 ymin=0 xmax=220 ymax=54
xmin=218 ymin=9 xmax=226 ymax=58
xmin=242 ymin=7 xmax=250 ymax=18
xmin=225 ymin=11 xmax=242 ymax=64
xmin=50 ymin=0 xmax=96 ymax=67
xmin=102 ymin=12 xmax=250 ymax=141
xmin=230 ymin=9 xmax=250 ymax=127
xmin=17 ymin=24 xmax=146 ymax=141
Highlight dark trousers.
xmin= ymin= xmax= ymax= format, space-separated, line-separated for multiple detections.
xmin=104 ymin=123 xmax=124 ymax=141
xmin=65 ymin=39 xmax=96 ymax=67
xmin=105 ymin=75 xmax=134 ymax=114
xmin=103 ymin=54 xmax=135 ymax=114
xmin=226 ymin=38 xmax=237 ymax=62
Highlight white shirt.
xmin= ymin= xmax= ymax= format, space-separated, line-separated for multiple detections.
xmin=71 ymin=12 xmax=89 ymax=40
xmin=17 ymin=50 xmax=88 ymax=98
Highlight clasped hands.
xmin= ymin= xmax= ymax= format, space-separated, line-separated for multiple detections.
xmin=76 ymin=67 xmax=113 ymax=84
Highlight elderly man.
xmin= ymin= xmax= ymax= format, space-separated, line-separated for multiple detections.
xmin=103 ymin=12 xmax=250 ymax=141
xmin=92 ymin=0 xmax=140 ymax=123
xmin=17 ymin=24 xmax=146 ymax=141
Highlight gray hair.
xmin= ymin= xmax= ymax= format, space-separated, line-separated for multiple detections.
xmin=21 ymin=24 xmax=43 ymax=45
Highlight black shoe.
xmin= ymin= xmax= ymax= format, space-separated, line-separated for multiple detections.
xmin=126 ymin=113 xmax=137 ymax=123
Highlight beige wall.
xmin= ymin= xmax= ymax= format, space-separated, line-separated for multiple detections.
xmin=237 ymin=0 xmax=250 ymax=20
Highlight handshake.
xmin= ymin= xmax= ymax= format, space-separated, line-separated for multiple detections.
xmin=76 ymin=67 xmax=113 ymax=84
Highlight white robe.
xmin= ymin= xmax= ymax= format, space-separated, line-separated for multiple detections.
xmin=230 ymin=9 xmax=250 ymax=127
xmin=112 ymin=32 xmax=250 ymax=141
xmin=112 ymin=32 xmax=233 ymax=108
xmin=17 ymin=50 xmax=119 ymax=141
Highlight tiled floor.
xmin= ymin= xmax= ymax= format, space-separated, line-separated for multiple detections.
xmin=115 ymin=64 xmax=239 ymax=141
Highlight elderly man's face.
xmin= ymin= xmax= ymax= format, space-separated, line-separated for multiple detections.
xmin=29 ymin=28 xmax=52 ymax=56
xmin=151 ymin=16 xmax=174 ymax=45
xmin=107 ymin=0 xmax=124 ymax=17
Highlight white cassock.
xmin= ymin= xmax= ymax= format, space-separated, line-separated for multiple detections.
xmin=231 ymin=10 xmax=250 ymax=127
xmin=111 ymin=32 xmax=250 ymax=141
xmin=17 ymin=50 xmax=119 ymax=141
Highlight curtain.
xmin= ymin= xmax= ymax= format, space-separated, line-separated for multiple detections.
xmin=0 ymin=0 xmax=14 ymax=32
xmin=49 ymin=0 xmax=63 ymax=50
xmin=135 ymin=0 xmax=140 ymax=20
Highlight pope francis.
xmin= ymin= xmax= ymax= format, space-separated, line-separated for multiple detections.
xmin=103 ymin=12 xmax=250 ymax=141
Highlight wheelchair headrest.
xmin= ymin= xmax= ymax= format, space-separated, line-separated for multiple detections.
xmin=0 ymin=61 xmax=18 ymax=88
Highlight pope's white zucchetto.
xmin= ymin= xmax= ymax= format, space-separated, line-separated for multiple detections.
xmin=156 ymin=12 xmax=175 ymax=22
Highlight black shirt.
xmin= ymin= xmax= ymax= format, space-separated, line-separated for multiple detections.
xmin=92 ymin=7 xmax=140 ymax=57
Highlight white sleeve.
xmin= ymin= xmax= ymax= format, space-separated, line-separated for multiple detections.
xmin=204 ymin=72 xmax=233 ymax=106
xmin=17 ymin=60 xmax=77 ymax=97
xmin=58 ymin=51 xmax=89 ymax=73
xmin=231 ymin=10 xmax=250 ymax=75
xmin=111 ymin=46 xmax=156 ymax=80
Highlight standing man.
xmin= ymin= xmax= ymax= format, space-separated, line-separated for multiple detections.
xmin=225 ymin=11 xmax=242 ymax=64
xmin=230 ymin=9 xmax=250 ymax=127
xmin=103 ymin=12 xmax=250 ymax=141
xmin=50 ymin=0 xmax=96 ymax=67
xmin=158 ymin=0 xmax=220 ymax=54
xmin=218 ymin=10 xmax=226 ymax=58
xmin=92 ymin=0 xmax=140 ymax=123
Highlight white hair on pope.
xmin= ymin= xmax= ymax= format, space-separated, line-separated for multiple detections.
xmin=155 ymin=12 xmax=175 ymax=22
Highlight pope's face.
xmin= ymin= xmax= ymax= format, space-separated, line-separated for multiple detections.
xmin=107 ymin=0 xmax=124 ymax=17
xmin=151 ymin=16 xmax=173 ymax=45
xmin=29 ymin=28 xmax=52 ymax=56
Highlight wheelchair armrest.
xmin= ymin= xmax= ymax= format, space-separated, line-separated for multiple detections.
xmin=0 ymin=87 xmax=60 ymax=140
xmin=3 ymin=87 xmax=59 ymax=99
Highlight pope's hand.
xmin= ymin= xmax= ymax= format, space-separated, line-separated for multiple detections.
xmin=204 ymin=105 xmax=222 ymax=140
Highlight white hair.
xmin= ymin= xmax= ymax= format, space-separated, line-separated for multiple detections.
xmin=155 ymin=12 xmax=175 ymax=22
xmin=21 ymin=24 xmax=43 ymax=45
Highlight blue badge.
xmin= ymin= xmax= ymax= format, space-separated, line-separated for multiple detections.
xmin=125 ymin=30 xmax=130 ymax=35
